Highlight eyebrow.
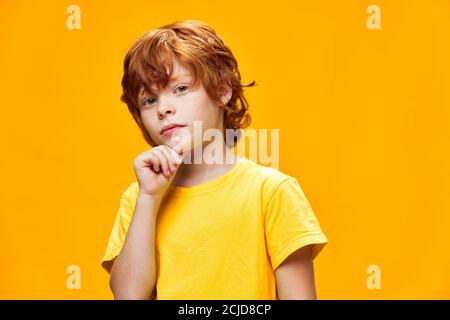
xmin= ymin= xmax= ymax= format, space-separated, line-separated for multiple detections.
xmin=167 ymin=73 xmax=191 ymax=84
xmin=139 ymin=74 xmax=192 ymax=101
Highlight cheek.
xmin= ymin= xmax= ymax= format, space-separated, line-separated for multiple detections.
xmin=141 ymin=111 xmax=158 ymax=134
xmin=185 ymin=94 xmax=218 ymax=121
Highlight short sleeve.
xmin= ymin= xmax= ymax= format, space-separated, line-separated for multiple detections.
xmin=264 ymin=177 xmax=328 ymax=270
xmin=100 ymin=181 xmax=139 ymax=272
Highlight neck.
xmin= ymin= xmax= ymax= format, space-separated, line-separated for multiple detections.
xmin=170 ymin=142 xmax=242 ymax=188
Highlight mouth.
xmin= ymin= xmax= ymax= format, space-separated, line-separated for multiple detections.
xmin=160 ymin=124 xmax=187 ymax=136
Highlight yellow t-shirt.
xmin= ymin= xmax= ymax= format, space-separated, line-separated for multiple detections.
xmin=101 ymin=156 xmax=328 ymax=299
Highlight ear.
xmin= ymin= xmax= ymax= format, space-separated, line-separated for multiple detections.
xmin=218 ymin=81 xmax=232 ymax=107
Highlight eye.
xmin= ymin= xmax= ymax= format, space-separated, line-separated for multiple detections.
xmin=142 ymin=97 xmax=156 ymax=107
xmin=175 ymin=85 xmax=188 ymax=94
xmin=141 ymin=85 xmax=188 ymax=107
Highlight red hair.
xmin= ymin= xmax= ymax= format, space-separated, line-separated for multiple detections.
xmin=120 ymin=19 xmax=256 ymax=146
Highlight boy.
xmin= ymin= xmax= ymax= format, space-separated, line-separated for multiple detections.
xmin=101 ymin=20 xmax=328 ymax=300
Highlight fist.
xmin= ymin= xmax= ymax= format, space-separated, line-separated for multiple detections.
xmin=133 ymin=145 xmax=183 ymax=198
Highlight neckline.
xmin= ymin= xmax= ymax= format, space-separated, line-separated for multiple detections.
xmin=166 ymin=156 xmax=251 ymax=196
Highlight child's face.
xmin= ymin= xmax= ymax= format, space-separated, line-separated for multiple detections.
xmin=138 ymin=60 xmax=231 ymax=153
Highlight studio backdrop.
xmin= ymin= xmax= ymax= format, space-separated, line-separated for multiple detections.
xmin=0 ymin=0 xmax=449 ymax=299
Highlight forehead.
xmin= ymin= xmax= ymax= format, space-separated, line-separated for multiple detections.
xmin=170 ymin=60 xmax=192 ymax=79
xmin=138 ymin=61 xmax=193 ymax=98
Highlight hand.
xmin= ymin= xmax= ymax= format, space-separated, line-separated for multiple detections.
xmin=133 ymin=145 xmax=183 ymax=198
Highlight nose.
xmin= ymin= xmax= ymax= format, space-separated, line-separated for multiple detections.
xmin=157 ymin=98 xmax=176 ymax=119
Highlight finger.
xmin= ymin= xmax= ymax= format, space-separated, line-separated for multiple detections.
xmin=144 ymin=151 xmax=161 ymax=173
xmin=152 ymin=148 xmax=171 ymax=177
xmin=164 ymin=145 xmax=183 ymax=168
xmin=167 ymin=146 xmax=183 ymax=165
xmin=158 ymin=146 xmax=177 ymax=172
xmin=171 ymin=134 xmax=189 ymax=156
xmin=172 ymin=142 xmax=185 ymax=156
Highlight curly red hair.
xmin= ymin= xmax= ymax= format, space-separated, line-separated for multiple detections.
xmin=120 ymin=19 xmax=256 ymax=147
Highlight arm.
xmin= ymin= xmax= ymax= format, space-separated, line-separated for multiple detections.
xmin=109 ymin=193 xmax=161 ymax=300
xmin=107 ymin=145 xmax=183 ymax=300
xmin=274 ymin=244 xmax=318 ymax=300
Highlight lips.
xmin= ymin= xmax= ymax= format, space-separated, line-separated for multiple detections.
xmin=160 ymin=123 xmax=186 ymax=135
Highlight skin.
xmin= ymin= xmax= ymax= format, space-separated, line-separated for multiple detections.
xmin=137 ymin=59 xmax=241 ymax=187
xmin=274 ymin=244 xmax=318 ymax=299
xmin=108 ymin=58 xmax=318 ymax=299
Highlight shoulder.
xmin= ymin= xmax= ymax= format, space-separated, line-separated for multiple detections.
xmin=124 ymin=181 xmax=139 ymax=196
xmin=118 ymin=181 xmax=140 ymax=209
xmin=240 ymin=158 xmax=299 ymax=203
xmin=242 ymin=158 xmax=295 ymax=191
xmin=122 ymin=181 xmax=139 ymax=198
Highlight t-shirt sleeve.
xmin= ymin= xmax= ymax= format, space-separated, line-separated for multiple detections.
xmin=264 ymin=177 xmax=328 ymax=271
xmin=100 ymin=181 xmax=139 ymax=272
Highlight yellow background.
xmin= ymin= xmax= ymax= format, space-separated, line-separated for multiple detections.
xmin=1 ymin=0 xmax=449 ymax=299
